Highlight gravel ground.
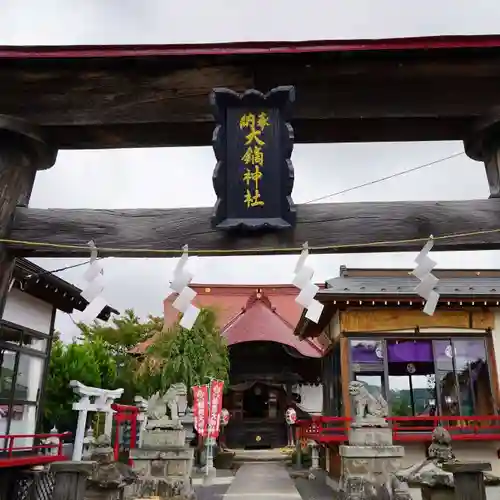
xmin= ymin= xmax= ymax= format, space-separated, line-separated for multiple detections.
xmin=192 ymin=468 xmax=236 ymax=500
xmin=194 ymin=483 xmax=232 ymax=500
xmin=290 ymin=468 xmax=338 ymax=500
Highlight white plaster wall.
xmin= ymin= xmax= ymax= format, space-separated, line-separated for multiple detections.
xmin=293 ymin=383 xmax=323 ymax=415
xmin=3 ymin=289 xmax=53 ymax=333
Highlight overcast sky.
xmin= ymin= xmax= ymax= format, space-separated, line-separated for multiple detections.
xmin=1 ymin=1 xmax=499 ymax=338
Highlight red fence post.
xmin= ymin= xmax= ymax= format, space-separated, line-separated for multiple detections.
xmin=7 ymin=436 xmax=14 ymax=458
xmin=111 ymin=403 xmax=139 ymax=464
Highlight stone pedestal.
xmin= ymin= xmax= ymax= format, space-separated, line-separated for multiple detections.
xmin=443 ymin=462 xmax=491 ymax=500
xmin=50 ymin=461 xmax=96 ymax=500
xmin=340 ymin=424 xmax=407 ymax=500
xmin=130 ymin=424 xmax=195 ymax=500
xmin=396 ymin=427 xmax=500 ymax=500
xmin=420 ymin=485 xmax=454 ymax=500
xmin=84 ymin=435 xmax=136 ymax=500
xmin=179 ymin=412 xmax=195 ymax=447
xmin=142 ymin=424 xmax=186 ymax=448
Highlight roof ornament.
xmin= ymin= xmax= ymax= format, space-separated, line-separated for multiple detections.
xmin=292 ymin=241 xmax=324 ymax=323
xmin=166 ymin=244 xmax=200 ymax=330
xmin=80 ymin=240 xmax=107 ymax=321
xmin=411 ymin=235 xmax=440 ymax=315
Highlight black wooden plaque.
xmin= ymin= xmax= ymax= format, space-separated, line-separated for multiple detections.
xmin=210 ymin=86 xmax=296 ymax=231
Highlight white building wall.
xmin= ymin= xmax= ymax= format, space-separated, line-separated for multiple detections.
xmin=3 ymin=289 xmax=53 ymax=333
xmin=1 ymin=288 xmax=53 ymax=447
xmin=292 ymin=383 xmax=323 ymax=415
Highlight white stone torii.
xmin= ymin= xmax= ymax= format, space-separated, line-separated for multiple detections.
xmin=70 ymin=380 xmax=124 ymax=461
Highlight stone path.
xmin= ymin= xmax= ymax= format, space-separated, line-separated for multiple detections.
xmin=292 ymin=469 xmax=338 ymax=500
xmin=193 ymin=469 xmax=235 ymax=500
xmin=222 ymin=462 xmax=301 ymax=499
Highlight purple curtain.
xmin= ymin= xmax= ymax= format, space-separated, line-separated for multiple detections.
xmin=387 ymin=341 xmax=433 ymax=363
xmin=350 ymin=341 xmax=383 ymax=363
xmin=351 ymin=339 xmax=487 ymax=365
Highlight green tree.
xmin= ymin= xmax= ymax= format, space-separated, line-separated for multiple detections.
xmin=42 ymin=335 xmax=117 ymax=432
xmin=43 ymin=307 xmax=229 ymax=432
xmin=77 ymin=309 xmax=155 ymax=402
xmin=389 ymin=390 xmax=413 ymax=416
xmin=137 ymin=307 xmax=229 ymax=397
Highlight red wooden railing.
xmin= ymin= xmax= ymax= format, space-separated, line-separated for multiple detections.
xmin=297 ymin=416 xmax=352 ymax=443
xmin=0 ymin=431 xmax=71 ymax=468
xmin=389 ymin=415 xmax=500 ymax=442
xmin=111 ymin=403 xmax=138 ymax=465
xmin=296 ymin=415 xmax=500 ymax=443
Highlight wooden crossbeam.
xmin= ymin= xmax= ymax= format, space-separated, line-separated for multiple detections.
xmin=0 ymin=47 xmax=500 ymax=148
xmin=45 ymin=118 xmax=473 ymax=149
xmin=8 ymin=199 xmax=500 ymax=258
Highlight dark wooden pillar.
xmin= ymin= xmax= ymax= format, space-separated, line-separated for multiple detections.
xmin=0 ymin=115 xmax=57 ymax=316
xmin=464 ymin=110 xmax=500 ymax=198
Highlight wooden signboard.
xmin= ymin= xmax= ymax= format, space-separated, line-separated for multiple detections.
xmin=210 ymin=86 xmax=296 ymax=231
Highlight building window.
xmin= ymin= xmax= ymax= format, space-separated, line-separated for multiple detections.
xmin=15 ymin=353 xmax=44 ymax=402
xmin=386 ymin=340 xmax=436 ymax=417
xmin=350 ymin=340 xmax=384 ymax=367
xmin=350 ymin=340 xmax=386 ymax=402
xmin=433 ymin=339 xmax=493 ymax=417
xmin=349 ymin=337 xmax=494 ymax=419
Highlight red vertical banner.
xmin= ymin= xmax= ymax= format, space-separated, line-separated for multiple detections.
xmin=207 ymin=379 xmax=225 ymax=439
xmin=192 ymin=385 xmax=209 ymax=437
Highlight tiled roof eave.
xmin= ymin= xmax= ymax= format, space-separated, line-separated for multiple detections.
xmin=317 ymin=292 xmax=500 ymax=304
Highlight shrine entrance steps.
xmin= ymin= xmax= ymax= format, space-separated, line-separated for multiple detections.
xmin=222 ymin=463 xmax=301 ymax=499
xmin=232 ymin=448 xmax=290 ymax=463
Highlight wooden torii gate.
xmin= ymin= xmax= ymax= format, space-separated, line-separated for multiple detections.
xmin=2 ymin=35 xmax=500 ymax=311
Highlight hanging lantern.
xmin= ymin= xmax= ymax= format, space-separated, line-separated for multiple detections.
xmin=285 ymin=407 xmax=297 ymax=425
xmin=220 ymin=408 xmax=230 ymax=427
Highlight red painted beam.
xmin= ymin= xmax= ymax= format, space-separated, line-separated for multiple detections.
xmin=1 ymin=35 xmax=500 ymax=60
xmin=0 ymin=454 xmax=68 ymax=468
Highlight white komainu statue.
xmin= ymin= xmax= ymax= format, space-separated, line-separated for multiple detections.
xmin=164 ymin=383 xmax=187 ymax=421
xmin=146 ymin=392 xmax=168 ymax=421
xmin=146 ymin=383 xmax=188 ymax=427
xmin=349 ymin=380 xmax=388 ymax=423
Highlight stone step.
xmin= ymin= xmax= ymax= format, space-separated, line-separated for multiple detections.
xmin=231 ymin=448 xmax=291 ymax=463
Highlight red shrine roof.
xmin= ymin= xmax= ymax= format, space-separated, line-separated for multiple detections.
xmin=132 ymin=284 xmax=324 ymax=355
xmin=221 ymin=291 xmax=323 ymax=358
xmin=3 ymin=35 xmax=500 ymax=59
xmin=175 ymin=284 xmax=316 ymax=327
